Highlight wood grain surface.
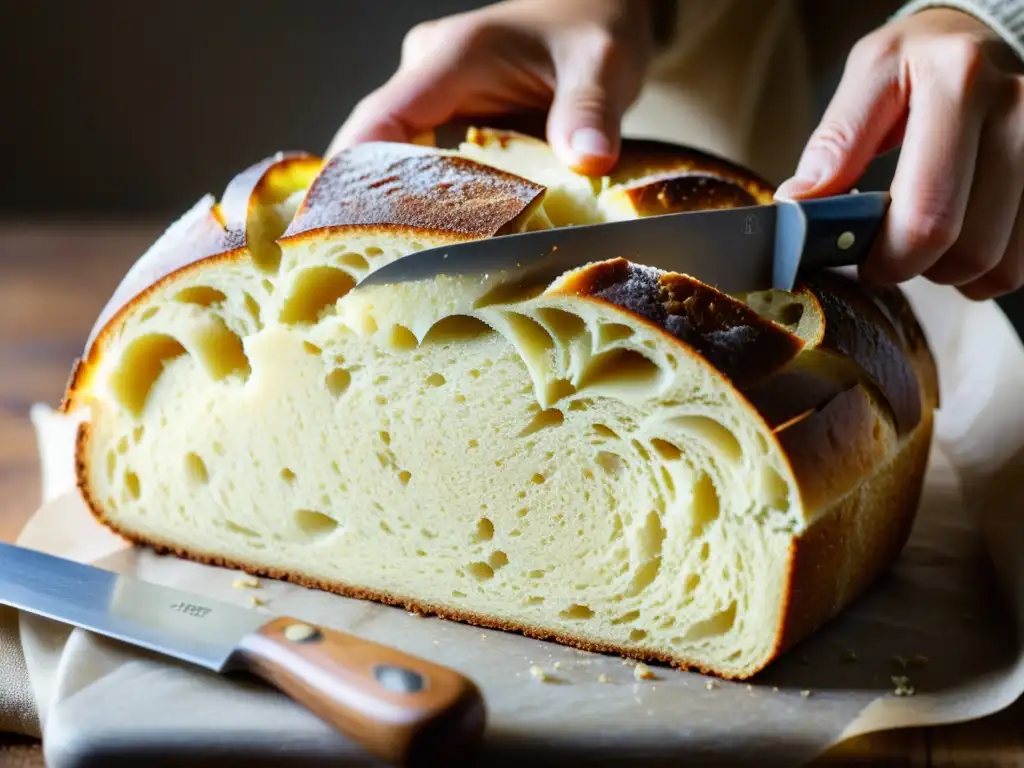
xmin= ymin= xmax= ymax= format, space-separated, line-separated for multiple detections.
xmin=1 ymin=222 xmax=1022 ymax=767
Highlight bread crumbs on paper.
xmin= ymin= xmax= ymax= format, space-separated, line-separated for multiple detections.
xmin=232 ymin=576 xmax=260 ymax=590
xmin=772 ymin=686 xmax=780 ymax=693
xmin=553 ymin=661 xmax=562 ymax=670
xmin=892 ymin=675 xmax=916 ymax=697
xmin=249 ymin=595 xmax=267 ymax=608
xmin=633 ymin=663 xmax=656 ymax=681
xmin=529 ymin=665 xmax=551 ymax=682
xmin=801 ymin=690 xmax=812 ymax=698
xmin=704 ymin=681 xmax=717 ymax=691
xmin=598 ymin=673 xmax=611 ymax=683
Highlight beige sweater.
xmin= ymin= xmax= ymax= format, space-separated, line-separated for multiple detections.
xmin=624 ymin=0 xmax=1024 ymax=185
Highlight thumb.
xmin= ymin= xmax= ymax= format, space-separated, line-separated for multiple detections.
xmin=547 ymin=43 xmax=634 ymax=176
xmin=775 ymin=50 xmax=906 ymax=200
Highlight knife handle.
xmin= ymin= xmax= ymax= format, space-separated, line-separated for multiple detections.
xmin=234 ymin=617 xmax=486 ymax=767
xmin=788 ymin=190 xmax=892 ymax=271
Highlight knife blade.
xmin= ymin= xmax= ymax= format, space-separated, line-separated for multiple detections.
xmin=0 ymin=541 xmax=485 ymax=767
xmin=356 ymin=191 xmax=891 ymax=296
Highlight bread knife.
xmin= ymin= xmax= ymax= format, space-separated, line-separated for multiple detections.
xmin=356 ymin=191 xmax=891 ymax=296
xmin=0 ymin=541 xmax=485 ymax=767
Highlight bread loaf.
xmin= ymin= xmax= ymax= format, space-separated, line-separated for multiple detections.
xmin=63 ymin=129 xmax=938 ymax=679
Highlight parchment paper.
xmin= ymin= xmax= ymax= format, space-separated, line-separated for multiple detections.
xmin=11 ymin=275 xmax=1024 ymax=767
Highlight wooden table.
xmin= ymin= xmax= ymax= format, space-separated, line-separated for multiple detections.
xmin=2 ymin=222 xmax=1023 ymax=767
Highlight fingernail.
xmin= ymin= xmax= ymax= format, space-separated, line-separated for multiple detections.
xmin=569 ymin=127 xmax=613 ymax=159
xmin=775 ymin=149 xmax=834 ymax=199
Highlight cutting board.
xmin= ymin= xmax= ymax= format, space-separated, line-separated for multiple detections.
xmin=39 ymin=545 xmax=1009 ymax=768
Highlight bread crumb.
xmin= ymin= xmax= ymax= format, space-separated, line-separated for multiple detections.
xmin=529 ymin=665 xmax=550 ymax=682
xmin=705 ymin=681 xmax=717 ymax=691
xmin=249 ymin=595 xmax=267 ymax=608
xmin=772 ymin=686 xmax=780 ymax=693
xmin=553 ymin=661 xmax=562 ymax=670
xmin=622 ymin=658 xmax=637 ymax=667
xmin=801 ymin=690 xmax=812 ymax=698
xmin=892 ymin=675 xmax=915 ymax=697
xmin=841 ymin=649 xmax=858 ymax=662
xmin=232 ymin=576 xmax=260 ymax=590
xmin=633 ymin=663 xmax=655 ymax=681
xmin=746 ymin=684 xmax=754 ymax=693
xmin=598 ymin=673 xmax=611 ymax=684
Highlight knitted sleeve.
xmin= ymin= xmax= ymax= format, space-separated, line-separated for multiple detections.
xmin=893 ymin=0 xmax=1024 ymax=60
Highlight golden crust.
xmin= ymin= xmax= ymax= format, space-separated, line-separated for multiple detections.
xmin=802 ymin=272 xmax=924 ymax=435
xmin=283 ymin=142 xmax=546 ymax=241
xmin=554 ymin=258 xmax=805 ymax=389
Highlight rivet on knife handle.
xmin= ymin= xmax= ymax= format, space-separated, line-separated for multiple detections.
xmin=232 ymin=617 xmax=486 ymax=767
xmin=773 ymin=190 xmax=891 ymax=290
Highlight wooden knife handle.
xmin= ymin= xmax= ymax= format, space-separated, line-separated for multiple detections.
xmin=234 ymin=617 xmax=486 ymax=767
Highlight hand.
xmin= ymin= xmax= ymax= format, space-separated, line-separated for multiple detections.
xmin=776 ymin=8 xmax=1024 ymax=300
xmin=326 ymin=0 xmax=655 ymax=176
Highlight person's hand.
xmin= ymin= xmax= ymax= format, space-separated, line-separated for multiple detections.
xmin=327 ymin=0 xmax=655 ymax=176
xmin=776 ymin=8 xmax=1024 ymax=300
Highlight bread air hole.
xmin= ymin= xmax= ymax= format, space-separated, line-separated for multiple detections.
xmin=421 ymin=315 xmax=492 ymax=345
xmin=473 ymin=518 xmax=494 ymax=542
xmin=690 ymin=472 xmax=721 ymax=536
xmin=625 ymin=511 xmax=666 ymax=597
xmin=425 ymin=372 xmax=446 ymax=387
xmin=578 ymin=348 xmax=663 ymax=397
xmin=651 ymin=438 xmax=681 ymax=461
xmin=596 ymin=322 xmax=636 ymax=347
xmin=489 ymin=551 xmax=508 ymax=569
xmin=279 ymin=266 xmax=356 ymax=324
xmin=192 ymin=321 xmax=251 ymax=381
xmin=325 ymin=368 xmax=352 ymax=397
xmin=761 ymin=465 xmax=789 ymax=509
xmin=388 ymin=325 xmax=418 ymax=351
xmin=629 ymin=629 xmax=648 ymax=642
xmin=468 ymin=561 xmax=494 ymax=581
xmin=612 ymin=609 xmax=640 ymax=625
xmin=559 ymin=603 xmax=595 ymax=620
xmin=183 ymin=452 xmax=208 ymax=485
xmin=534 ymin=308 xmax=586 ymax=345
xmin=294 ymin=509 xmax=339 ymax=539
xmin=243 ymin=293 xmax=263 ymax=329
xmin=173 ymin=286 xmax=226 ymax=307
xmin=280 ymin=467 xmax=297 ymax=484
xmin=681 ymin=602 xmax=738 ymax=642
xmin=124 ymin=470 xmax=141 ymax=501
xmin=109 ymin=334 xmax=187 ymax=415
xmin=595 ymin=451 xmax=624 ymax=476
xmin=668 ymin=416 xmax=742 ymax=462
xmin=336 ymin=252 xmax=369 ymax=272
xmin=519 ymin=408 xmax=564 ymax=437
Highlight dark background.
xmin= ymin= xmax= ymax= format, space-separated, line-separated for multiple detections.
xmin=2 ymin=0 xmax=1021 ymax=331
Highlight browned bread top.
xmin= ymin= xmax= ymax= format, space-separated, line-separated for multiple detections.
xmin=283 ymin=142 xmax=546 ymax=241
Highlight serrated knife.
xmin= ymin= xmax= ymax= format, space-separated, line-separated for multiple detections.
xmin=0 ymin=541 xmax=485 ymax=767
xmin=357 ymin=191 xmax=891 ymax=296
